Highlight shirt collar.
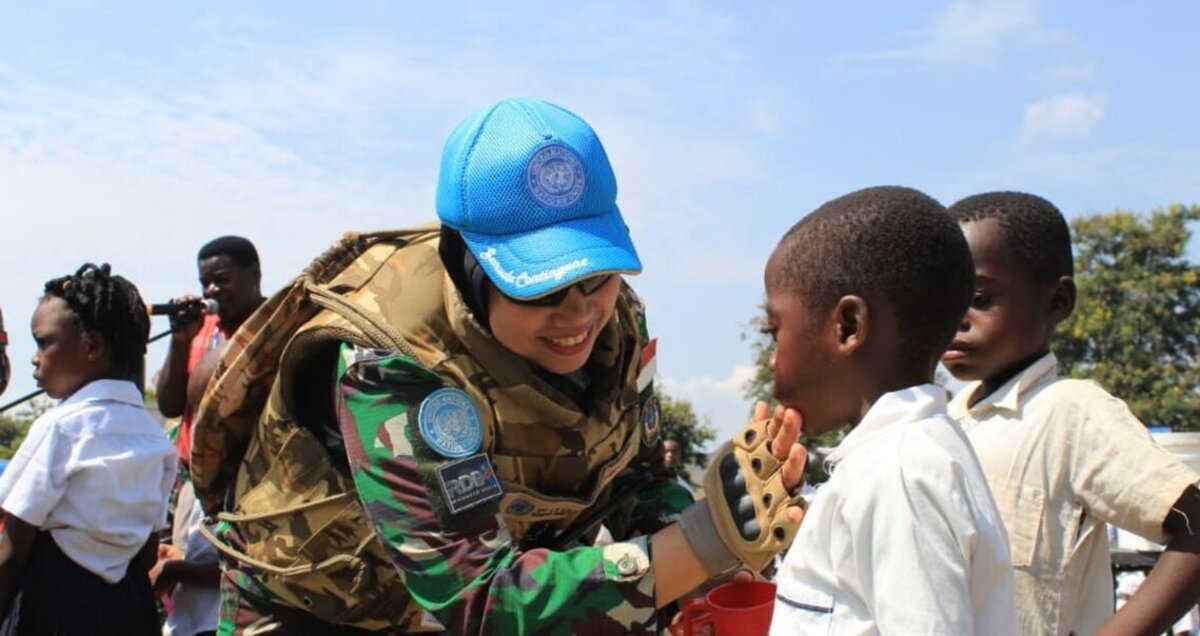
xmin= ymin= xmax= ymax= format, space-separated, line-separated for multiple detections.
xmin=824 ymin=383 xmax=947 ymax=468
xmin=949 ymin=351 xmax=1058 ymax=418
xmin=60 ymin=378 xmax=146 ymax=409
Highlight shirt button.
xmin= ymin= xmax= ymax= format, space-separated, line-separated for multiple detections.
xmin=616 ymin=555 xmax=637 ymax=576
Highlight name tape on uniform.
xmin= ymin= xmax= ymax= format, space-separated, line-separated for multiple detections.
xmin=436 ymin=453 xmax=504 ymax=515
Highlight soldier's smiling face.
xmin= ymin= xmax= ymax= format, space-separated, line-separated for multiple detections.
xmin=486 ymin=275 xmax=622 ymax=375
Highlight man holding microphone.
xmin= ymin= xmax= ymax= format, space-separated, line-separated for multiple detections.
xmin=152 ymin=235 xmax=265 ymax=636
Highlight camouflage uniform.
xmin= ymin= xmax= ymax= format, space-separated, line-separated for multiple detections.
xmin=195 ymin=230 xmax=690 ymax=635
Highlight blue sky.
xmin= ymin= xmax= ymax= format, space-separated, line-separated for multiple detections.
xmin=2 ymin=1 xmax=1198 ymax=443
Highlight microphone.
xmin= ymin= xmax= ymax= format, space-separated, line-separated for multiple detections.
xmin=147 ymin=298 xmax=219 ymax=316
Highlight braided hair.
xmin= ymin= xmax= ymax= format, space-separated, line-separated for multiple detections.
xmin=42 ymin=263 xmax=150 ymax=384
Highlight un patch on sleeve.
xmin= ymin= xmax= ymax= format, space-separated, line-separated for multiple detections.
xmin=436 ymin=453 xmax=504 ymax=515
xmin=417 ymin=387 xmax=484 ymax=458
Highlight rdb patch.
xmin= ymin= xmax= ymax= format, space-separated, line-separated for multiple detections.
xmin=436 ymin=453 xmax=504 ymax=515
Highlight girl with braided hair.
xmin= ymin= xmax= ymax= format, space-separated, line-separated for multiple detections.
xmin=0 ymin=263 xmax=176 ymax=635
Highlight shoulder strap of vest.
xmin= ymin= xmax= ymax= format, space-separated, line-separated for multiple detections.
xmin=190 ymin=226 xmax=439 ymax=514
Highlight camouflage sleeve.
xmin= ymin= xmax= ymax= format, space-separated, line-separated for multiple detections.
xmin=602 ymin=293 xmax=692 ymax=539
xmin=603 ymin=393 xmax=694 ymax=540
xmin=608 ymin=467 xmax=694 ymax=540
xmin=335 ymin=343 xmax=660 ymax=636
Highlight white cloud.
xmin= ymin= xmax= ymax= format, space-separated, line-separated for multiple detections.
xmin=1021 ymin=93 xmax=1105 ymax=139
xmin=661 ymin=363 xmax=755 ymax=398
xmin=1033 ymin=58 xmax=1098 ymax=84
xmin=746 ymin=98 xmax=778 ymax=136
xmin=923 ymin=0 xmax=1042 ymax=63
xmin=845 ymin=0 xmax=1059 ymax=67
xmin=660 ymin=364 xmax=758 ymax=447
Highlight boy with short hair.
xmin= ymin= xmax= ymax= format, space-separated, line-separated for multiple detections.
xmin=769 ymin=186 xmax=1018 ymax=634
xmin=943 ymin=191 xmax=1200 ymax=636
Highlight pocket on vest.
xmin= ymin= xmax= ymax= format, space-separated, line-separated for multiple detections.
xmin=228 ymin=425 xmax=412 ymax=628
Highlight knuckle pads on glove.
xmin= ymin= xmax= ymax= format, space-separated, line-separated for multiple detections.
xmin=703 ymin=417 xmax=807 ymax=572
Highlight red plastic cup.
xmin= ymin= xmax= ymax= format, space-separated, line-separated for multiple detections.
xmin=668 ymin=580 xmax=776 ymax=636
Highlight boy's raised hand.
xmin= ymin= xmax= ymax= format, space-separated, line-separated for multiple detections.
xmin=758 ymin=401 xmax=808 ymax=523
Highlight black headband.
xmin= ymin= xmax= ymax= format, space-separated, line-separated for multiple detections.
xmin=438 ymin=226 xmax=492 ymax=331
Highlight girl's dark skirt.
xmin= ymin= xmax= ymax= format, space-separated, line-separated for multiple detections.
xmin=1 ymin=531 xmax=159 ymax=636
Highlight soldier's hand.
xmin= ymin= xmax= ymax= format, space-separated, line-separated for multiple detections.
xmin=678 ymin=405 xmax=808 ymax=576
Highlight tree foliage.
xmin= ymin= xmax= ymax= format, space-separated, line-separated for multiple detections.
xmin=655 ymin=387 xmax=716 ymax=484
xmin=1053 ymin=204 xmax=1200 ymax=431
xmin=742 ymin=312 xmax=775 ymax=410
xmin=0 ymin=396 xmax=54 ymax=459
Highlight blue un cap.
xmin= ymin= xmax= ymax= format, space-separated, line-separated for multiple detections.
xmin=436 ymin=98 xmax=642 ymax=301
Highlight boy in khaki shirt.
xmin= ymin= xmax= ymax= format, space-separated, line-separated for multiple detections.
xmin=943 ymin=191 xmax=1200 ymax=636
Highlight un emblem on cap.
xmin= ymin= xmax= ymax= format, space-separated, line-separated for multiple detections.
xmin=417 ymin=388 xmax=484 ymax=458
xmin=526 ymin=144 xmax=586 ymax=208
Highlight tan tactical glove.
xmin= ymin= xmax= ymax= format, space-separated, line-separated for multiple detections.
xmin=679 ymin=416 xmax=806 ymax=575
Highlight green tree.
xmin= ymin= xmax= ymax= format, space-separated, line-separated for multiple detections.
xmin=1053 ymin=204 xmax=1200 ymax=431
xmin=0 ymin=416 xmax=26 ymax=458
xmin=656 ymin=387 xmax=716 ymax=484
xmin=742 ymin=311 xmax=775 ymax=409
xmin=0 ymin=396 xmax=55 ymax=459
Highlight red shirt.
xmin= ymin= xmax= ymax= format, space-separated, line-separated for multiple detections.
xmin=176 ymin=314 xmax=227 ymax=463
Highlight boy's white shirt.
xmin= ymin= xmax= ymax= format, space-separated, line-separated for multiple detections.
xmin=950 ymin=352 xmax=1200 ymax=636
xmin=772 ymin=384 xmax=1018 ymax=636
xmin=0 ymin=379 xmax=177 ymax=583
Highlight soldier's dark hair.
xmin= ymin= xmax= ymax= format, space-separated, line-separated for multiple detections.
xmin=772 ymin=186 xmax=974 ymax=364
xmin=948 ymin=191 xmax=1073 ymax=282
xmin=42 ymin=263 xmax=150 ymax=384
xmin=198 ymin=235 xmax=260 ymax=269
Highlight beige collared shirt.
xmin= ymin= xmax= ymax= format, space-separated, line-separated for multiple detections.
xmin=950 ymin=353 xmax=1199 ymax=636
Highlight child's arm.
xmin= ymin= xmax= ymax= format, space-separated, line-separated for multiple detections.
xmin=151 ymin=546 xmax=222 ymax=590
xmin=0 ymin=511 xmax=37 ymax=619
xmin=1096 ymin=486 xmax=1200 ymax=636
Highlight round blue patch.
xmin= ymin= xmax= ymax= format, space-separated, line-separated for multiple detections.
xmin=640 ymin=395 xmax=662 ymax=446
xmin=525 ymin=144 xmax=586 ymax=208
xmin=417 ymin=388 xmax=483 ymax=458
xmin=505 ymin=498 xmax=534 ymax=516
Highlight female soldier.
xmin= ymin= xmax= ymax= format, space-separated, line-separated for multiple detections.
xmin=202 ymin=99 xmax=807 ymax=636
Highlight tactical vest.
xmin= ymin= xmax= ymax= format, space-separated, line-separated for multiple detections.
xmin=194 ymin=228 xmax=646 ymax=631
